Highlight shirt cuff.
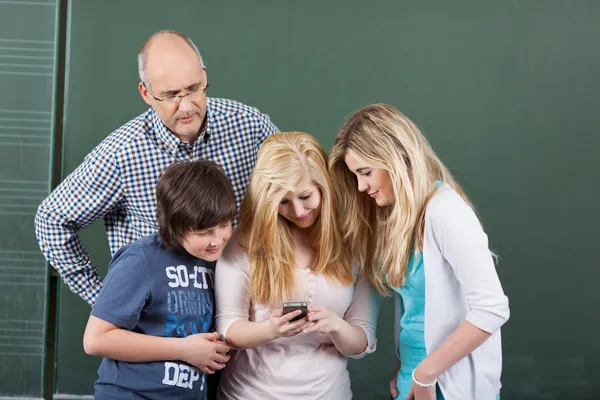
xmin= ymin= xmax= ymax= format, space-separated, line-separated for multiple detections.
xmin=347 ymin=328 xmax=377 ymax=360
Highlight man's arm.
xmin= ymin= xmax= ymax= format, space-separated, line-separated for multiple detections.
xmin=35 ymin=153 xmax=124 ymax=305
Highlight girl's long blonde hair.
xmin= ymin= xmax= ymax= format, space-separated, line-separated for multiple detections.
xmin=329 ymin=104 xmax=472 ymax=295
xmin=237 ymin=131 xmax=353 ymax=306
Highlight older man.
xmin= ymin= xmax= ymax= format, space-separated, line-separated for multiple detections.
xmin=35 ymin=30 xmax=279 ymax=306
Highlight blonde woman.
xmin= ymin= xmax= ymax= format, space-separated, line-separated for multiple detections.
xmin=214 ymin=132 xmax=379 ymax=399
xmin=329 ymin=104 xmax=509 ymax=400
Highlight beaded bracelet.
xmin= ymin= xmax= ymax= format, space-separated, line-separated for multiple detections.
xmin=411 ymin=369 xmax=437 ymax=388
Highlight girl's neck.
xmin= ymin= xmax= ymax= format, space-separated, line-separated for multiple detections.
xmin=289 ymin=224 xmax=316 ymax=269
xmin=289 ymin=223 xmax=312 ymax=245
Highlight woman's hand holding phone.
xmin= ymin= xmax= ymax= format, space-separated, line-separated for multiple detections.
xmin=268 ymin=309 xmax=311 ymax=339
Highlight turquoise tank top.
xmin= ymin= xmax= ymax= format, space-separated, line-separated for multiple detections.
xmin=392 ymin=250 xmax=445 ymax=399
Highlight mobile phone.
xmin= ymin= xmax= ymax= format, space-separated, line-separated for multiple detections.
xmin=282 ymin=301 xmax=308 ymax=322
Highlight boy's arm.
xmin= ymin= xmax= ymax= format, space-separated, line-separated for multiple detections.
xmin=83 ymin=316 xmax=229 ymax=374
xmin=85 ymin=245 xmax=230 ymax=374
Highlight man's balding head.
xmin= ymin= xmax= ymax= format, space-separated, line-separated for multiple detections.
xmin=137 ymin=30 xmax=209 ymax=144
xmin=137 ymin=30 xmax=204 ymax=86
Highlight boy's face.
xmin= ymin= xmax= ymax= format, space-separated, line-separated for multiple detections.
xmin=180 ymin=221 xmax=233 ymax=262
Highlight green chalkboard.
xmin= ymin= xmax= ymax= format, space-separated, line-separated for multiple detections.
xmin=0 ymin=0 xmax=58 ymax=397
xmin=57 ymin=1 xmax=600 ymax=399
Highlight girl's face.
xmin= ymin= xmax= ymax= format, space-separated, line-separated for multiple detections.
xmin=278 ymin=177 xmax=322 ymax=229
xmin=344 ymin=152 xmax=395 ymax=207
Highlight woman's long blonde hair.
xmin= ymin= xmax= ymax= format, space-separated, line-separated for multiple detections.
xmin=329 ymin=104 xmax=472 ymax=295
xmin=237 ymin=131 xmax=353 ymax=307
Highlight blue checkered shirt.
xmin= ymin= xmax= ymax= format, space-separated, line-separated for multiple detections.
xmin=35 ymin=97 xmax=279 ymax=305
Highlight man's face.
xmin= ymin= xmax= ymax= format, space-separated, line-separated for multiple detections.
xmin=139 ymin=42 xmax=208 ymax=144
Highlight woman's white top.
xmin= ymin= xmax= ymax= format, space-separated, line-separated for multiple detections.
xmin=394 ymin=185 xmax=510 ymax=400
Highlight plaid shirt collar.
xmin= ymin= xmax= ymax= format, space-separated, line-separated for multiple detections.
xmin=150 ymin=106 xmax=212 ymax=157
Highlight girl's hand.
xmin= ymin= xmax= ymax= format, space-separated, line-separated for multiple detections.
xmin=405 ymin=383 xmax=436 ymax=400
xmin=405 ymin=367 xmax=437 ymax=400
xmin=268 ymin=309 xmax=311 ymax=339
xmin=303 ymin=305 xmax=342 ymax=334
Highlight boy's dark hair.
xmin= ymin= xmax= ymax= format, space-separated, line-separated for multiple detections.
xmin=156 ymin=160 xmax=236 ymax=249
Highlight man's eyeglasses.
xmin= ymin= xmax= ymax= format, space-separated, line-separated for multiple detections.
xmin=143 ymin=82 xmax=208 ymax=106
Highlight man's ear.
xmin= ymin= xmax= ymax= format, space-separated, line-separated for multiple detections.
xmin=202 ymin=68 xmax=209 ymax=92
xmin=139 ymin=81 xmax=153 ymax=106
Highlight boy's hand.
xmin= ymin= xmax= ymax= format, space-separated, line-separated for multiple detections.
xmin=181 ymin=332 xmax=230 ymax=374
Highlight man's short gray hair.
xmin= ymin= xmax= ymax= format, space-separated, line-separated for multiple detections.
xmin=137 ymin=30 xmax=205 ymax=86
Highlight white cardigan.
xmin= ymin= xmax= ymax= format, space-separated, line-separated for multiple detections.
xmin=393 ymin=185 xmax=510 ymax=400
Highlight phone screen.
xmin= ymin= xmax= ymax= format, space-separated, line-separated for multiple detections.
xmin=282 ymin=301 xmax=308 ymax=322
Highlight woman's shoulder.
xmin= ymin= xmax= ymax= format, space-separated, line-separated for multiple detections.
xmin=426 ymin=183 xmax=474 ymax=221
xmin=219 ymin=229 xmax=250 ymax=272
xmin=425 ymin=183 xmax=485 ymax=240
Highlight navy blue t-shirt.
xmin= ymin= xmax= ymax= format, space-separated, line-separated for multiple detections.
xmin=91 ymin=232 xmax=215 ymax=399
